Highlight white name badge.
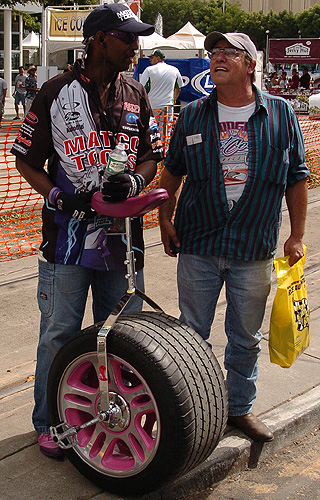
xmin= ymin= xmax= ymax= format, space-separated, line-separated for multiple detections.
xmin=186 ymin=134 xmax=202 ymax=145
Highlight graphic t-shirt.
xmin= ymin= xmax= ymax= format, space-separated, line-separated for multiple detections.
xmin=218 ymin=101 xmax=255 ymax=211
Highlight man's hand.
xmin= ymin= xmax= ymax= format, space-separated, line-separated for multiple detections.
xmin=55 ymin=190 xmax=96 ymax=221
xmin=284 ymin=236 xmax=304 ymax=267
xmin=160 ymin=219 xmax=180 ymax=257
xmin=102 ymin=173 xmax=145 ymax=202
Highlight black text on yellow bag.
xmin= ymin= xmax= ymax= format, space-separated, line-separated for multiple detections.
xmin=269 ymin=245 xmax=310 ymax=368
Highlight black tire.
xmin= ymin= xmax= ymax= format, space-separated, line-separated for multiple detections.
xmin=47 ymin=312 xmax=227 ymax=494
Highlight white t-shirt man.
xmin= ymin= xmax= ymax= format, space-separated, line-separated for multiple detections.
xmin=140 ymin=52 xmax=183 ymax=111
xmin=15 ymin=73 xmax=27 ymax=95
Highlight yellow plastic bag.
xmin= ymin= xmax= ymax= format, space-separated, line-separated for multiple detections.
xmin=269 ymin=245 xmax=310 ymax=368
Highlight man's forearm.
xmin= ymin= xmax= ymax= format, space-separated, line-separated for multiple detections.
xmin=159 ymin=167 xmax=183 ymax=222
xmin=135 ymin=160 xmax=157 ymax=186
xmin=285 ymin=178 xmax=308 ymax=239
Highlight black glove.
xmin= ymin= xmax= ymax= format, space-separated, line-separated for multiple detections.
xmin=55 ymin=190 xmax=96 ymax=221
xmin=102 ymin=173 xmax=146 ymax=202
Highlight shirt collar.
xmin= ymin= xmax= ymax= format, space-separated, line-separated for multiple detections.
xmin=209 ymin=85 xmax=268 ymax=116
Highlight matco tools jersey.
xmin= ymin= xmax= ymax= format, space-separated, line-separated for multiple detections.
xmin=11 ymin=62 xmax=163 ymax=271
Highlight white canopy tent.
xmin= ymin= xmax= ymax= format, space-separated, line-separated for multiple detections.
xmin=22 ymin=31 xmax=40 ymax=48
xmin=139 ymin=32 xmax=193 ymax=51
xmin=45 ymin=32 xmax=193 ymax=56
xmin=168 ymin=22 xmax=206 ymax=50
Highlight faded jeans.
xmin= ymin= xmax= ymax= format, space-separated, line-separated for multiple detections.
xmin=177 ymin=253 xmax=273 ymax=416
xmin=33 ymin=259 xmax=144 ymax=433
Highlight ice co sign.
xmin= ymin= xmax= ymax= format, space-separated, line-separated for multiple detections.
xmin=49 ymin=9 xmax=91 ymax=38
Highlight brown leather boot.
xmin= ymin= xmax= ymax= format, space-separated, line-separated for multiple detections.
xmin=228 ymin=413 xmax=274 ymax=442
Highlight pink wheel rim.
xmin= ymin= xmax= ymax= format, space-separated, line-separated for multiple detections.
xmin=57 ymin=352 xmax=161 ymax=477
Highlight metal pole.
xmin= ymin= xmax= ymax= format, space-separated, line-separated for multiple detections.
xmin=266 ymin=30 xmax=270 ymax=73
xmin=223 ymin=0 xmax=226 ymax=13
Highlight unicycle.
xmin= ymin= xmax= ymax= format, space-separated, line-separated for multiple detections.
xmin=47 ymin=188 xmax=228 ymax=495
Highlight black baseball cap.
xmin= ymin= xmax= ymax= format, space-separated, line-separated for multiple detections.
xmin=83 ymin=3 xmax=155 ymax=39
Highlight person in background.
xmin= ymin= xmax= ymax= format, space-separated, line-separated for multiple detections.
xmin=11 ymin=3 xmax=161 ymax=459
xmin=268 ymin=71 xmax=278 ymax=87
xmin=140 ymin=49 xmax=183 ymax=132
xmin=25 ymin=65 xmax=40 ymax=113
xmin=13 ymin=66 xmax=26 ymax=120
xmin=278 ymin=70 xmax=288 ymax=89
xmin=290 ymin=68 xmax=300 ymax=90
xmin=300 ymin=67 xmax=311 ymax=89
xmin=159 ymin=31 xmax=309 ymax=443
xmin=0 ymin=75 xmax=7 ymax=127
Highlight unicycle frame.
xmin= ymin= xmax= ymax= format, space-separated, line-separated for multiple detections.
xmin=50 ymin=188 xmax=169 ymax=448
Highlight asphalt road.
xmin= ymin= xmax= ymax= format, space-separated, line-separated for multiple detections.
xmin=195 ymin=426 xmax=320 ymax=500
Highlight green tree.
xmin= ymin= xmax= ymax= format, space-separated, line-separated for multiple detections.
xmin=296 ymin=5 xmax=320 ymax=38
xmin=141 ymin=0 xmax=207 ymax=37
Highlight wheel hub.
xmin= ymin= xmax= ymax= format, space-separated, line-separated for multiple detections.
xmin=97 ymin=391 xmax=130 ymax=432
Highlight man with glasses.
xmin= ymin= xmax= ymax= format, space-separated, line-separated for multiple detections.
xmin=11 ymin=3 xmax=162 ymax=459
xmin=159 ymin=32 xmax=309 ymax=442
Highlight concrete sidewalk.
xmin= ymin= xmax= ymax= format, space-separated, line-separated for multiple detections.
xmin=0 ymin=172 xmax=319 ymax=497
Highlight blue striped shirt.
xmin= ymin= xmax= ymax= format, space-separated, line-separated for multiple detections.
xmin=165 ymin=86 xmax=310 ymax=261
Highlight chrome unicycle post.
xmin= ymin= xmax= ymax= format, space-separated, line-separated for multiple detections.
xmin=124 ymin=215 xmax=137 ymax=293
xmin=90 ymin=189 xmax=169 ymax=412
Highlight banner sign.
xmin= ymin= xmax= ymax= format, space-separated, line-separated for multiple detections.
xmin=269 ymin=38 xmax=320 ymax=64
xmin=48 ymin=9 xmax=91 ymax=38
xmin=134 ymin=58 xmax=213 ymax=102
xmin=48 ymin=3 xmax=141 ymax=40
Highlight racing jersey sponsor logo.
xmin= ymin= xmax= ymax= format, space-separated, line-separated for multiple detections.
xmin=150 ymin=132 xmax=160 ymax=141
xmin=149 ymin=117 xmax=158 ymax=131
xmin=123 ymin=102 xmax=140 ymax=114
xmin=11 ymin=143 xmax=28 ymax=155
xmin=66 ymin=123 xmax=85 ymax=133
xmin=122 ymin=125 xmax=138 ymax=132
xmin=25 ymin=111 xmax=38 ymax=125
xmin=21 ymin=122 xmax=35 ymax=137
xmin=152 ymin=139 xmax=162 ymax=150
xmin=65 ymin=111 xmax=81 ymax=121
xmin=62 ymin=102 xmax=81 ymax=122
xmin=63 ymin=131 xmax=139 ymax=171
xmin=126 ymin=113 xmax=138 ymax=124
xmin=16 ymin=132 xmax=32 ymax=147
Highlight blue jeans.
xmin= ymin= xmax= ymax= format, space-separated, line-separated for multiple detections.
xmin=33 ymin=259 xmax=144 ymax=433
xmin=177 ymin=254 xmax=273 ymax=416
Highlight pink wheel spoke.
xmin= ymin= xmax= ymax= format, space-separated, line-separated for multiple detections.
xmin=127 ymin=410 xmax=158 ymax=452
xmin=108 ymin=359 xmax=143 ymax=394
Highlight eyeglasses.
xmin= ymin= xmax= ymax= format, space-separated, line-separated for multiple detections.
xmin=209 ymin=47 xmax=245 ymax=60
xmin=106 ymin=31 xmax=138 ymax=45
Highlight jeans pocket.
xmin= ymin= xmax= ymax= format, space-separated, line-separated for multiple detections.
xmin=37 ymin=261 xmax=54 ymax=318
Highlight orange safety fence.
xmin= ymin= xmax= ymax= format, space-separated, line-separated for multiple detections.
xmin=1 ymin=113 xmax=320 ymax=262
xmin=0 ymin=110 xmax=178 ymax=261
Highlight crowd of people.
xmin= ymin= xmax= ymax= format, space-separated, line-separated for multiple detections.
xmin=267 ymin=66 xmax=311 ymax=90
xmin=9 ymin=4 xmax=309 ymax=462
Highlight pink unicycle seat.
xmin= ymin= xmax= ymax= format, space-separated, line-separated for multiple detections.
xmin=91 ymin=188 xmax=169 ymax=218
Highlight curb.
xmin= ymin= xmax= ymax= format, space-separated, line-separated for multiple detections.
xmin=143 ymin=384 xmax=320 ymax=500
xmin=1 ymin=384 xmax=319 ymax=498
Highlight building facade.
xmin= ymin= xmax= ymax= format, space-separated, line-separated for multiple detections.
xmin=0 ymin=9 xmax=23 ymax=87
xmin=229 ymin=0 xmax=320 ymax=14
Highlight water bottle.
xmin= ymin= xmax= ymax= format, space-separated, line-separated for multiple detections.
xmin=101 ymin=143 xmax=127 ymax=187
